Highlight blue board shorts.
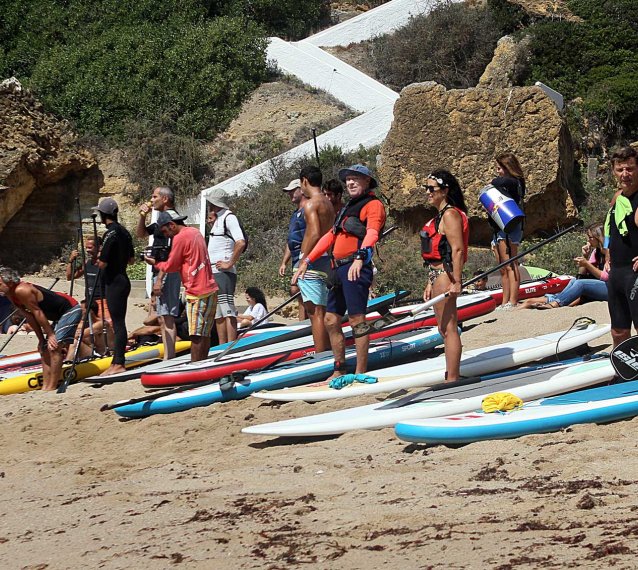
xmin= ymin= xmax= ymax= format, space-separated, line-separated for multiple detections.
xmin=327 ymin=262 xmax=374 ymax=317
xmin=298 ymin=255 xmax=330 ymax=307
xmin=54 ymin=304 xmax=83 ymax=345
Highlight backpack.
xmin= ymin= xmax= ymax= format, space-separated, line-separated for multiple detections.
xmin=222 ymin=212 xmax=248 ymax=253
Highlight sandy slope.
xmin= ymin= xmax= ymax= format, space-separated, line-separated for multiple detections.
xmin=1 ymin=296 xmax=637 ymax=569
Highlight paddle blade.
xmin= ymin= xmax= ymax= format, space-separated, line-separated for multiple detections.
xmin=611 ymin=336 xmax=638 ymax=381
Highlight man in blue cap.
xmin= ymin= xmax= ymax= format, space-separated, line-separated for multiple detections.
xmin=294 ymin=164 xmax=386 ymax=383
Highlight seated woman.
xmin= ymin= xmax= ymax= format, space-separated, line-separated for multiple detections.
xmin=518 ymin=224 xmax=608 ymax=309
xmin=238 ymin=287 xmax=269 ymax=329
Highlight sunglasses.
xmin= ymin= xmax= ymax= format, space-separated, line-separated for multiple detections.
xmin=423 ymin=185 xmax=440 ymax=193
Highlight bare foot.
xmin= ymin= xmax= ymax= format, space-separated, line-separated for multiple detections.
xmin=306 ymin=372 xmax=343 ymax=388
xmin=100 ymin=364 xmax=127 ymax=377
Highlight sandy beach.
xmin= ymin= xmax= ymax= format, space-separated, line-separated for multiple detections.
xmin=1 ymin=280 xmax=637 ymax=569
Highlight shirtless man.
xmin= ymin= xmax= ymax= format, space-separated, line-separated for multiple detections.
xmin=0 ymin=267 xmax=82 ymax=390
xmin=292 ymin=165 xmax=335 ymax=353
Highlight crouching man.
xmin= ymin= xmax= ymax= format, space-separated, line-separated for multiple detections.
xmin=144 ymin=212 xmax=218 ymax=362
xmin=0 ymin=267 xmax=82 ymax=390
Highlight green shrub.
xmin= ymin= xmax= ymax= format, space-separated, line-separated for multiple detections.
xmin=368 ymin=0 xmax=524 ymax=91
xmin=120 ymin=118 xmax=214 ymax=203
xmin=524 ymin=0 xmax=638 ymax=144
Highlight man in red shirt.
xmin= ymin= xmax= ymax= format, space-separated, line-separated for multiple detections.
xmin=144 ymin=212 xmax=218 ymax=362
xmin=294 ymin=164 xmax=386 ymax=383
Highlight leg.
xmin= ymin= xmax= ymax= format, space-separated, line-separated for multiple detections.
xmin=611 ymin=327 xmax=631 ymax=349
xmin=216 ymin=317 xmax=227 ymax=345
xmin=42 ymin=346 xmax=65 ymax=391
xmin=507 ymin=242 xmax=520 ymax=305
xmin=494 ymin=239 xmax=511 ymax=306
xmin=290 ymin=283 xmax=305 ymax=320
xmin=304 ymin=301 xmax=329 ymax=353
xmin=323 ymin=311 xmax=346 ymax=383
xmin=433 ymin=274 xmax=461 ymax=382
xmin=225 ymin=316 xmax=238 ymax=342
xmin=517 ymin=296 xmax=548 ymax=309
xmin=348 ymin=314 xmax=369 ymax=374
xmin=40 ymin=345 xmax=53 ymax=390
xmin=159 ymin=315 xmax=177 ymax=360
xmin=101 ymin=275 xmax=130 ymax=376
xmin=189 ymin=335 xmax=210 ymax=362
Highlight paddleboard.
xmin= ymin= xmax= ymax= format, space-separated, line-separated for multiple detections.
xmin=0 ymin=340 xmax=191 ymax=395
xmin=113 ymin=328 xmax=445 ymax=418
xmin=252 ymin=322 xmax=610 ymax=402
xmin=243 ymin=354 xmax=615 ymax=437
xmin=485 ymin=275 xmax=570 ymax=305
xmin=395 ymin=372 xmax=637 ymax=444
xmin=83 ymin=291 xmax=409 ymax=384
xmin=140 ymin=292 xmax=495 ymax=388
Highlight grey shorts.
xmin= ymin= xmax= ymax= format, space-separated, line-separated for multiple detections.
xmin=156 ymin=272 xmax=181 ymax=317
xmin=214 ymin=271 xmax=238 ymax=318
xmin=54 ymin=304 xmax=83 ymax=345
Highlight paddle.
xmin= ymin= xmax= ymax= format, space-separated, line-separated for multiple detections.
xmin=100 ymin=348 xmax=297 ymax=412
xmin=0 ymin=277 xmax=60 ymax=354
xmin=370 ymin=223 xmax=580 ymax=331
xmin=610 ymin=336 xmax=638 ymax=381
xmin=212 ymin=291 xmax=302 ymax=363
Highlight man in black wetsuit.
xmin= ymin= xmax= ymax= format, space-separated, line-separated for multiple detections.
xmin=92 ymin=197 xmax=135 ymax=376
xmin=0 ymin=267 xmax=82 ymax=390
xmin=606 ymin=146 xmax=638 ymax=347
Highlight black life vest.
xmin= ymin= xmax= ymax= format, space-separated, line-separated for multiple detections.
xmin=333 ymin=192 xmax=381 ymax=240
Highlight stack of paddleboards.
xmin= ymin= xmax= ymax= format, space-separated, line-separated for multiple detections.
xmin=112 ymin=327 xmax=447 ymax=418
xmin=138 ymin=292 xmax=496 ymax=389
xmin=241 ymin=323 xmax=611 ymax=436
xmin=0 ymin=341 xmax=192 ymax=395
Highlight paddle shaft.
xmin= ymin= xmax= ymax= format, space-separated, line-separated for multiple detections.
xmin=381 ymin=223 xmax=581 ymax=325
xmin=69 ymin=228 xmax=82 ymax=297
xmin=0 ymin=277 xmax=60 ymax=353
xmin=212 ymin=291 xmax=302 ymax=362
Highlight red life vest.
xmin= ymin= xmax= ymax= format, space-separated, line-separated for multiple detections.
xmin=420 ymin=206 xmax=469 ymax=265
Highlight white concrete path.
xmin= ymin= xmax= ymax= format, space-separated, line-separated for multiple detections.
xmin=190 ymin=0 xmax=457 ymax=226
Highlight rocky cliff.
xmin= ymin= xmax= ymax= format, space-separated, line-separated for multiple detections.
xmin=0 ymin=78 xmax=102 ymax=270
xmin=378 ymin=81 xmax=580 ymax=242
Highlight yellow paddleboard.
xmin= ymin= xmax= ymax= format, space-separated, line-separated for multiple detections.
xmin=0 ymin=341 xmax=191 ymax=395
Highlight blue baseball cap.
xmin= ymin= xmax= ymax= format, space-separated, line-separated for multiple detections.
xmin=338 ymin=164 xmax=378 ymax=189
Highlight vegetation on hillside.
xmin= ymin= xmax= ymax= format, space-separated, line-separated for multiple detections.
xmin=523 ymin=0 xmax=638 ymax=147
xmin=0 ymin=0 xmax=329 ymax=139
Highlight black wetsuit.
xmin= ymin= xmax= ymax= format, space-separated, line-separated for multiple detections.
xmin=607 ymin=192 xmax=638 ymax=330
xmin=84 ymin=259 xmax=105 ymax=301
xmin=99 ymin=221 xmax=134 ymax=365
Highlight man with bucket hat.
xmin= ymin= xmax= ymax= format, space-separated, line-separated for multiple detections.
xmin=294 ymin=164 xmax=386 ymax=383
xmin=92 ymin=197 xmax=135 ymax=376
xmin=206 ymin=191 xmax=246 ymax=344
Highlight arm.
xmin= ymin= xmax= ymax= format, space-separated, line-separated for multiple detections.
xmin=136 ymin=203 xmax=152 ymax=239
xmin=216 ymin=214 xmax=245 ymax=270
xmin=65 ymin=250 xmax=84 ymax=280
xmin=292 ymin=230 xmax=335 ymax=284
xmin=154 ymin=234 xmax=184 ymax=274
xmin=279 ymin=244 xmax=291 ymax=277
xmin=348 ymin=201 xmax=387 ymax=282
xmin=217 ymin=239 xmax=245 ymax=271
xmin=13 ymin=285 xmax=57 ymax=349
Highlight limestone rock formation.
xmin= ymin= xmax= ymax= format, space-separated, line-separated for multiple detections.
xmin=479 ymin=35 xmax=531 ymax=89
xmin=378 ymin=82 xmax=580 ymax=243
xmin=0 ymin=78 xmax=101 ymax=270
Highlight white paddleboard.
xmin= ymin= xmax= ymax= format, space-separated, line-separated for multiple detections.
xmin=252 ymin=323 xmax=611 ymax=402
xmin=395 ymin=372 xmax=638 ymax=444
xmin=243 ymin=355 xmax=615 ymax=437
